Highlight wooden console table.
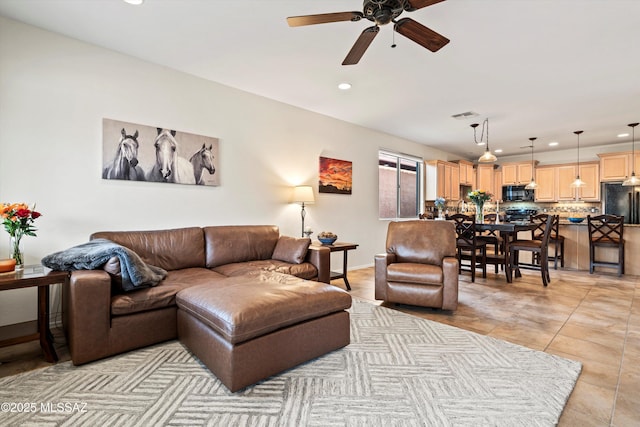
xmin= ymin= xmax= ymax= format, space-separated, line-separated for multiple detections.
xmin=0 ymin=265 xmax=68 ymax=363
xmin=311 ymin=242 xmax=358 ymax=291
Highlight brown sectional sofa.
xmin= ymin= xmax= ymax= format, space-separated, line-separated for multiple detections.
xmin=63 ymin=225 xmax=351 ymax=389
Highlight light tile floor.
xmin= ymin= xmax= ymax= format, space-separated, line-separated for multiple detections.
xmin=1 ymin=266 xmax=638 ymax=426
xmin=343 ymin=266 xmax=639 ymax=427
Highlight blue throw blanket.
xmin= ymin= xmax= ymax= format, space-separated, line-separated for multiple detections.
xmin=41 ymin=238 xmax=167 ymax=292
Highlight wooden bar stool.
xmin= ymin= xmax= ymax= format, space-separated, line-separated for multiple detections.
xmin=587 ymin=214 xmax=625 ymax=276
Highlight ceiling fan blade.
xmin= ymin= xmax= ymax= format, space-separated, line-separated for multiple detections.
xmin=405 ymin=0 xmax=446 ymax=11
xmin=342 ymin=26 xmax=380 ymax=65
xmin=394 ymin=18 xmax=449 ymax=52
xmin=287 ymin=11 xmax=364 ymax=27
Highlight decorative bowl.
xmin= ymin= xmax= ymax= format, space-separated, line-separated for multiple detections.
xmin=568 ymin=217 xmax=585 ymax=223
xmin=318 ymin=236 xmax=337 ymax=245
xmin=0 ymin=258 xmax=17 ymax=273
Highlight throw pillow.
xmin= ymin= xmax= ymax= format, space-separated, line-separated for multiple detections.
xmin=272 ymin=236 xmax=311 ymax=264
xmin=102 ymin=256 xmax=124 ymax=293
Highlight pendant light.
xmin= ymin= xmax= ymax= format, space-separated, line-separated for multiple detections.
xmin=622 ymin=122 xmax=640 ymax=186
xmin=570 ymin=130 xmax=586 ymax=188
xmin=471 ymin=119 xmax=497 ymax=163
xmin=525 ymin=137 xmax=538 ymax=189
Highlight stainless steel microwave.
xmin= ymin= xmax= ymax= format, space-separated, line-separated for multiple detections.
xmin=502 ymin=185 xmax=535 ymax=202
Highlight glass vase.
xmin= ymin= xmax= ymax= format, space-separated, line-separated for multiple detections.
xmin=437 ymin=209 xmax=444 ymax=220
xmin=475 ymin=203 xmax=484 ymax=224
xmin=10 ymin=233 xmax=24 ymax=270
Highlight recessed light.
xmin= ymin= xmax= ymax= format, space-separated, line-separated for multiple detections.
xmin=123 ymin=0 xmax=144 ymax=5
xmin=494 ymin=149 xmax=503 ymax=153
xmin=618 ymin=133 xmax=629 ymax=138
xmin=548 ymin=141 xmax=559 ymax=146
xmin=338 ymin=83 xmax=352 ymax=90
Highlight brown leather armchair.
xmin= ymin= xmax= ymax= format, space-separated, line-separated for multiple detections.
xmin=375 ymin=220 xmax=459 ymax=310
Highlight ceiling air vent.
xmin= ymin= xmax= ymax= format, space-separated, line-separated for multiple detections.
xmin=451 ymin=111 xmax=479 ymax=120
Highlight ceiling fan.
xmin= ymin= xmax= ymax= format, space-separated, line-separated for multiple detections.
xmin=286 ymin=0 xmax=450 ymax=65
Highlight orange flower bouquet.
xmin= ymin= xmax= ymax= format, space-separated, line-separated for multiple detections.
xmin=1 ymin=203 xmax=42 ymax=269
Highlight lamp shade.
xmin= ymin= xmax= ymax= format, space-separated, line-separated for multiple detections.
xmin=292 ymin=185 xmax=315 ymax=204
xmin=478 ymin=149 xmax=497 ymax=163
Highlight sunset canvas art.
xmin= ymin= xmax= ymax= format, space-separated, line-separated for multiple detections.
xmin=319 ymin=156 xmax=352 ymax=194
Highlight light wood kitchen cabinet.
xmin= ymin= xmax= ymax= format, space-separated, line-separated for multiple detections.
xmin=456 ymin=160 xmax=475 ymax=186
xmin=476 ymin=164 xmax=496 ymax=201
xmin=444 ymin=163 xmax=460 ymax=200
xmin=535 ymin=166 xmax=556 ymax=202
xmin=557 ymin=164 xmax=577 ymax=200
xmin=501 ymin=161 xmax=536 ymax=185
xmin=599 ymin=152 xmax=630 ymax=181
xmin=577 ymin=162 xmax=600 ymax=201
xmin=556 ymin=162 xmax=600 ymax=201
xmin=425 ymin=160 xmax=460 ymax=201
xmin=494 ymin=169 xmax=502 ymax=201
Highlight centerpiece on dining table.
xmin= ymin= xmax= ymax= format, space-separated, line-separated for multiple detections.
xmin=434 ymin=197 xmax=446 ymax=220
xmin=468 ymin=190 xmax=492 ymax=224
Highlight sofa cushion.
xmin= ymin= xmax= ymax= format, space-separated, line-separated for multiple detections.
xmin=92 ymin=227 xmax=205 ymax=271
xmin=175 ymin=271 xmax=352 ymax=344
xmin=272 ymin=236 xmax=311 ymax=264
xmin=111 ymin=267 xmax=227 ymax=316
xmin=213 ymin=260 xmax=317 ymax=280
xmin=204 ymin=225 xmax=279 ymax=268
xmin=103 ymin=256 xmax=124 ymax=293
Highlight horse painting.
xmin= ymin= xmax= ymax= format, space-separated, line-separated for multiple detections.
xmin=146 ymin=128 xmax=196 ymax=184
xmin=189 ymin=144 xmax=216 ymax=185
xmin=102 ymin=128 xmax=145 ymax=181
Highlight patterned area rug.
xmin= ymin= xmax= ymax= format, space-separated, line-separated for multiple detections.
xmin=0 ymin=299 xmax=581 ymax=426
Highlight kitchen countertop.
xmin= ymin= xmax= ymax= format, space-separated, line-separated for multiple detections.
xmin=558 ymin=220 xmax=640 ymax=227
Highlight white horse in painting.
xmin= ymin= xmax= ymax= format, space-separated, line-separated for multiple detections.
xmin=103 ymin=128 xmax=145 ymax=181
xmin=146 ymin=128 xmax=195 ymax=184
xmin=189 ymin=144 xmax=216 ymax=185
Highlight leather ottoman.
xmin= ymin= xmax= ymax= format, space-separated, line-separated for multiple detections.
xmin=176 ymin=271 xmax=352 ymax=392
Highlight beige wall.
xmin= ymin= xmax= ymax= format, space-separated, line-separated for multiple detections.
xmin=0 ymin=16 xmax=456 ymax=326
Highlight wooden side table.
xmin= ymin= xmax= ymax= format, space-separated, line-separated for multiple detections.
xmin=0 ymin=265 xmax=69 ymax=363
xmin=311 ymin=242 xmax=358 ymax=290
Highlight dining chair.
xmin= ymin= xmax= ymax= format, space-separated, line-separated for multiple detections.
xmin=531 ymin=214 xmax=564 ymax=269
xmin=587 ymin=214 xmax=624 ymax=276
xmin=477 ymin=213 xmax=504 ymax=273
xmin=509 ymin=215 xmax=554 ymax=286
xmin=448 ymin=213 xmax=487 ymax=282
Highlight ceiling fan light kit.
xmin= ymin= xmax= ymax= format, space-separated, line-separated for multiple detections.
xmin=287 ymin=0 xmax=449 ymax=65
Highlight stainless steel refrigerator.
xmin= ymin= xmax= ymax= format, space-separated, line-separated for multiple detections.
xmin=603 ymin=182 xmax=640 ymax=224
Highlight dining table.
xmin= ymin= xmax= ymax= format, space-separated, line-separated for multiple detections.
xmin=474 ymin=220 xmax=538 ymax=283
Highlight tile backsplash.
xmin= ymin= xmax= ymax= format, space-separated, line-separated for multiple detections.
xmin=425 ymin=200 xmax=600 ymax=218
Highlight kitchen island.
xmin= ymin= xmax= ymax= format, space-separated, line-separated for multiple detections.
xmin=555 ymin=221 xmax=639 ymax=275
